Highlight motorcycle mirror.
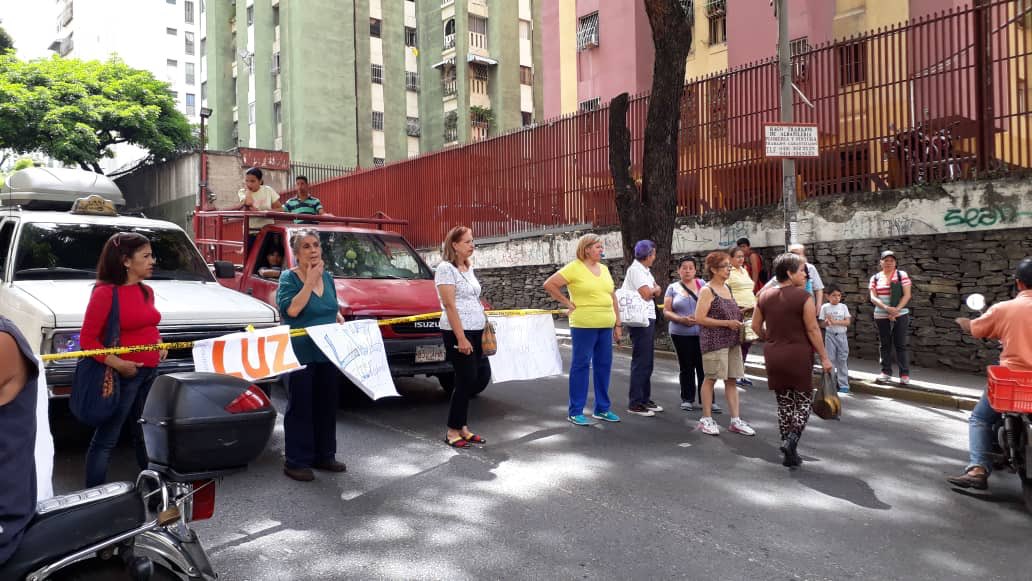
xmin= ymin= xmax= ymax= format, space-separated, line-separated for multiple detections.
xmin=965 ymin=293 xmax=986 ymax=312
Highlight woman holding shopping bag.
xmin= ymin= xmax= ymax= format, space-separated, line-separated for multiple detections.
xmin=622 ymin=240 xmax=664 ymax=417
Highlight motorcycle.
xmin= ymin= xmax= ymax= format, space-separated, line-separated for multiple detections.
xmin=965 ymin=294 xmax=1032 ymax=512
xmin=0 ymin=372 xmax=277 ymax=580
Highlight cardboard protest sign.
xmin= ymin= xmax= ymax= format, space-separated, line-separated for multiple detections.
xmin=192 ymin=325 xmax=303 ymax=381
xmin=488 ymin=314 xmax=563 ymax=383
xmin=307 ymin=319 xmax=400 ymax=400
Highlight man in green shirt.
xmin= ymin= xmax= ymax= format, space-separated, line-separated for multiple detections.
xmin=283 ymin=176 xmax=323 ymax=223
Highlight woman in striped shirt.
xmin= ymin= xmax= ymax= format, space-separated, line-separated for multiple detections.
xmin=868 ymin=250 xmax=913 ymax=384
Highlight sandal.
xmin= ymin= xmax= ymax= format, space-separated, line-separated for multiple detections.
xmin=462 ymin=433 xmax=486 ymax=445
xmin=444 ymin=435 xmax=471 ymax=448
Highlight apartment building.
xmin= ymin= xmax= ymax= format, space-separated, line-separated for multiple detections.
xmin=202 ymin=0 xmax=543 ymax=168
xmin=48 ymin=0 xmax=202 ymax=171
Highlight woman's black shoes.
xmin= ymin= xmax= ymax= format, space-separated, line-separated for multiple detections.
xmin=780 ymin=433 xmax=801 ymax=467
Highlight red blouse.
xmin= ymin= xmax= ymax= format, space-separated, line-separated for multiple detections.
xmin=80 ymin=283 xmax=162 ymax=367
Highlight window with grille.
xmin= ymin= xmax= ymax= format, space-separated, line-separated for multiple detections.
xmin=576 ymin=12 xmax=599 ymax=51
xmin=790 ymin=37 xmax=809 ymax=84
xmin=185 ymin=31 xmax=195 ymax=55
xmin=200 ymin=38 xmax=206 ymax=58
xmin=273 ymin=6 xmax=279 ymax=26
xmin=185 ymin=1 xmax=194 ymax=23
xmin=706 ymin=0 xmax=726 ymax=45
xmin=521 ymin=111 xmax=532 ymax=126
xmin=838 ymin=41 xmax=866 ymax=86
xmin=371 ymin=64 xmax=383 ymax=84
xmin=520 ymin=21 xmax=531 ymax=40
xmin=373 ymin=158 xmax=385 ymax=167
xmin=579 ymin=97 xmax=600 ymax=112
xmin=472 ymin=64 xmax=489 ymax=81
xmin=406 ymin=71 xmax=419 ymax=91
xmin=372 ymin=111 xmax=384 ymax=131
xmin=186 ymin=93 xmax=196 ymax=116
xmin=246 ymin=5 xmax=254 ymax=26
xmin=167 ymin=27 xmax=177 ymax=36
xmin=201 ymin=81 xmax=207 ymax=101
xmin=520 ymin=66 xmax=533 ymax=85
xmin=272 ymin=51 xmax=281 ymax=75
xmin=406 ymin=117 xmax=420 ymax=137
xmin=370 ymin=18 xmax=382 ymax=38
xmin=405 ymin=27 xmax=417 ymax=47
xmin=470 ymin=16 xmax=488 ymax=35
xmin=185 ymin=62 xmax=195 ymax=85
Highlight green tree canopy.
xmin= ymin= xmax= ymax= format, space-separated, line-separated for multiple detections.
xmin=0 ymin=54 xmax=195 ymax=172
xmin=0 ymin=26 xmax=13 ymax=52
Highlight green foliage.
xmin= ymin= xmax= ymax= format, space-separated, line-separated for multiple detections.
xmin=0 ymin=27 xmax=13 ymax=53
xmin=13 ymin=156 xmax=34 ymax=171
xmin=469 ymin=106 xmax=494 ymax=125
xmin=0 ymin=54 xmax=196 ymax=171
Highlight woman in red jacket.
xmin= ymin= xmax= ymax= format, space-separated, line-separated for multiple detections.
xmin=80 ymin=232 xmax=163 ymax=487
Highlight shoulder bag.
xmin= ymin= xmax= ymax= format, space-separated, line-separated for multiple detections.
xmin=70 ymin=286 xmax=122 ymax=428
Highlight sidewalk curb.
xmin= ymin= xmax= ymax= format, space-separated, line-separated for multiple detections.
xmin=555 ymin=336 xmax=978 ymax=412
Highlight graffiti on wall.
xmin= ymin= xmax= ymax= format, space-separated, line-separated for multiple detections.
xmin=717 ymin=223 xmax=750 ymax=248
xmin=942 ymin=206 xmax=1032 ymax=229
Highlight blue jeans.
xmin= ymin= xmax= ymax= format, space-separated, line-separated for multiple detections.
xmin=568 ymin=327 xmax=613 ymax=417
xmin=85 ymin=367 xmax=157 ymax=488
xmin=967 ymin=392 xmax=1001 ymax=473
xmin=284 ymin=361 xmax=340 ymax=469
xmin=628 ymin=319 xmax=655 ymax=407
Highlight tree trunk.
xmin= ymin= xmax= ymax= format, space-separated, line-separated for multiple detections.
xmin=608 ymin=0 xmax=692 ymax=284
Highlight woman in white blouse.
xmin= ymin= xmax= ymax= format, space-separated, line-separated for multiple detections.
xmin=435 ymin=226 xmax=490 ymax=448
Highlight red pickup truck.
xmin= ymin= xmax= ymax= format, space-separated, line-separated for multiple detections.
xmin=193 ymin=210 xmax=489 ymax=394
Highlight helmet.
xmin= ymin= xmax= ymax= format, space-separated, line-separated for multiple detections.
xmin=1017 ymin=257 xmax=1032 ymax=287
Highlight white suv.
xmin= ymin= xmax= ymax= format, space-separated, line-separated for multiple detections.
xmin=0 ymin=167 xmax=279 ymax=398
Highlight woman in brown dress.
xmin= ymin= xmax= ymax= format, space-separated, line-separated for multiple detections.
xmin=752 ymin=253 xmax=833 ymax=467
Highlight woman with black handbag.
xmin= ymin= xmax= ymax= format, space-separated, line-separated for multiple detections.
xmin=435 ymin=226 xmax=491 ymax=448
xmin=79 ymin=232 xmax=163 ymax=487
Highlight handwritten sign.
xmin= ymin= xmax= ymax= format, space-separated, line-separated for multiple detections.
xmin=192 ymin=325 xmax=303 ymax=381
xmin=488 ymin=314 xmax=563 ymax=384
xmin=764 ymin=123 xmax=819 ymax=158
xmin=307 ymin=319 xmax=400 ymax=400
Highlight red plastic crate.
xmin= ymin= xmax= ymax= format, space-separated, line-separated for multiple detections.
xmin=986 ymin=366 xmax=1032 ymax=413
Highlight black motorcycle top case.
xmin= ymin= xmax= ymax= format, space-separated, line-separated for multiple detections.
xmin=141 ymin=372 xmax=276 ymax=479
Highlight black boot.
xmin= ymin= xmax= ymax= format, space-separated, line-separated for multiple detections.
xmin=780 ymin=432 xmax=801 ymax=467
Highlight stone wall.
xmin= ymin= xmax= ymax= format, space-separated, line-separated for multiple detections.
xmin=475 ymin=227 xmax=1029 ymax=372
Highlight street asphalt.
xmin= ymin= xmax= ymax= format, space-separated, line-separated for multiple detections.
xmin=50 ymin=347 xmax=1032 ymax=581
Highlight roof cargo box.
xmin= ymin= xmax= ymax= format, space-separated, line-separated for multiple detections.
xmin=0 ymin=167 xmax=126 ymax=210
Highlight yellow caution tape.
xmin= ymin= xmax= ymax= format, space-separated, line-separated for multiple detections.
xmin=41 ymin=309 xmax=567 ymax=362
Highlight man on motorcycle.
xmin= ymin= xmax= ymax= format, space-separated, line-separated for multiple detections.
xmin=948 ymin=257 xmax=1032 ymax=490
xmin=0 ymin=317 xmax=38 ymax=566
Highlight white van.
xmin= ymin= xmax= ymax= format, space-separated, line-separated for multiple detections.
xmin=0 ymin=167 xmax=279 ymax=398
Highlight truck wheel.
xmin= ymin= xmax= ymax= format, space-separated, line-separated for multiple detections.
xmin=437 ymin=372 xmax=455 ymax=394
xmin=1022 ymin=472 xmax=1032 ymax=514
xmin=470 ymin=358 xmax=492 ymax=397
xmin=437 ymin=358 xmax=491 ymax=397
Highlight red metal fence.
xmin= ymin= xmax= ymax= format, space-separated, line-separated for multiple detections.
xmin=299 ymin=0 xmax=1031 ymax=249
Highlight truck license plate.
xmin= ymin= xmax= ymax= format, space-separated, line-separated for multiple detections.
xmin=415 ymin=345 xmax=446 ymax=363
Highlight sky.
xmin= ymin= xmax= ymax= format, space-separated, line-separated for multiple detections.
xmin=0 ymin=0 xmax=58 ymax=60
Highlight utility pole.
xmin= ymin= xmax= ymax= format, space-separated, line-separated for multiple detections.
xmin=776 ymin=0 xmax=797 ymax=249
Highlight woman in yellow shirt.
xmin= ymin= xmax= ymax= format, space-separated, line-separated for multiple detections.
xmin=728 ymin=247 xmax=758 ymax=387
xmin=544 ymin=234 xmax=622 ymax=426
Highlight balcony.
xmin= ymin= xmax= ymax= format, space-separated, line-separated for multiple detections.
xmin=442 ymin=0 xmax=455 ymax=6
xmin=442 ymin=79 xmax=457 ymax=97
xmin=443 ymin=34 xmax=456 ymax=50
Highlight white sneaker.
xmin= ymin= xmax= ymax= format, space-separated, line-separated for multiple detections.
xmin=875 ymin=373 xmax=891 ymax=384
xmin=729 ymin=417 xmax=756 ymax=436
xmin=680 ymin=401 xmax=694 ymax=411
xmin=697 ymin=416 xmax=720 ymax=436
xmin=645 ymin=400 xmax=664 ymax=413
